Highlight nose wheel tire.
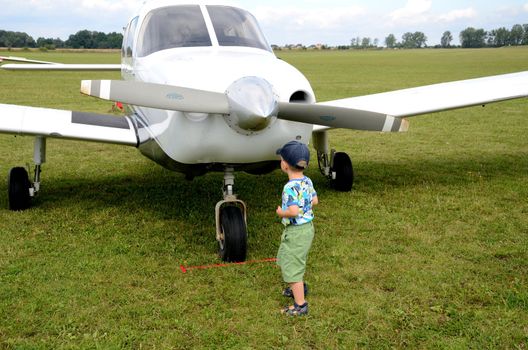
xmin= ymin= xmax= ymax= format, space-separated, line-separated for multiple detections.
xmin=218 ymin=205 xmax=248 ymax=263
xmin=331 ymin=152 xmax=354 ymax=192
xmin=8 ymin=167 xmax=32 ymax=211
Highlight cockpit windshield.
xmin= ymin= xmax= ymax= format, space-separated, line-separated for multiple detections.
xmin=138 ymin=5 xmax=212 ymax=57
xmin=207 ymin=6 xmax=271 ymax=52
xmin=137 ymin=5 xmax=271 ymax=57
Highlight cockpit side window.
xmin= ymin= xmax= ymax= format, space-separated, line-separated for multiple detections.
xmin=124 ymin=17 xmax=139 ymax=57
xmin=137 ymin=5 xmax=212 ymax=57
xmin=207 ymin=6 xmax=271 ymax=52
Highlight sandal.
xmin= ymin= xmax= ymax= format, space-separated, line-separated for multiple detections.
xmin=281 ymin=302 xmax=309 ymax=316
xmin=282 ymin=283 xmax=309 ymax=298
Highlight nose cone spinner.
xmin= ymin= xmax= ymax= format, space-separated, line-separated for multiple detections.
xmin=224 ymin=76 xmax=279 ymax=135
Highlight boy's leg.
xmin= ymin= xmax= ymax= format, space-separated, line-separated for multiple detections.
xmin=290 ymin=281 xmax=306 ymax=306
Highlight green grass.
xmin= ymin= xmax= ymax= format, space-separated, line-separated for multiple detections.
xmin=1 ymin=48 xmax=527 ymax=349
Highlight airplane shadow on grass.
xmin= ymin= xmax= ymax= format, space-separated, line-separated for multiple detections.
xmin=1 ymin=151 xmax=526 ymax=258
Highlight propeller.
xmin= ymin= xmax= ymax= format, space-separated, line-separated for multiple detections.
xmin=81 ymin=79 xmax=408 ymax=133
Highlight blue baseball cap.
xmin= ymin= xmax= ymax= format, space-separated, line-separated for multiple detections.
xmin=276 ymin=141 xmax=310 ymax=169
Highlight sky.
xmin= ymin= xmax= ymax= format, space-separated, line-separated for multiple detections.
xmin=1 ymin=0 xmax=527 ymax=46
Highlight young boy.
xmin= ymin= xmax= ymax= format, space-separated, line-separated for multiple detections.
xmin=275 ymin=141 xmax=318 ymax=316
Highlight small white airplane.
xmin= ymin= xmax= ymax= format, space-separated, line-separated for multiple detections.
xmin=1 ymin=0 xmax=527 ymax=262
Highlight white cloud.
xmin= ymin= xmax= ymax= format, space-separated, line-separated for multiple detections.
xmin=388 ymin=1 xmax=477 ymax=26
xmin=79 ymin=0 xmax=131 ymax=12
xmin=74 ymin=0 xmax=141 ymax=18
xmin=1 ymin=0 xmax=137 ymax=17
xmin=436 ymin=8 xmax=477 ymax=23
xmin=389 ymin=0 xmax=432 ymax=24
xmin=254 ymin=5 xmax=365 ymax=30
xmin=524 ymin=3 xmax=528 ymax=12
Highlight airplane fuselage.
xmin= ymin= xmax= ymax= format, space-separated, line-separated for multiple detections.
xmin=121 ymin=2 xmax=316 ymax=176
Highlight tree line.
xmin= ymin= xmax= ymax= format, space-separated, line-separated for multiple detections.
xmin=0 ymin=30 xmax=123 ymax=49
xmin=3 ymin=24 xmax=528 ymax=51
xmin=458 ymin=24 xmax=528 ymax=48
xmin=346 ymin=23 xmax=528 ymax=50
xmin=276 ymin=23 xmax=528 ymax=51
xmin=384 ymin=24 xmax=528 ymax=49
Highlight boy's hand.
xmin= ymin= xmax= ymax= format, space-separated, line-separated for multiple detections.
xmin=276 ymin=205 xmax=300 ymax=218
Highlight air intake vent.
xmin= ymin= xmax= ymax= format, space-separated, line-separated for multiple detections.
xmin=289 ymin=91 xmax=312 ymax=103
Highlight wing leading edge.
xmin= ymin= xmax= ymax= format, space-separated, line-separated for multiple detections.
xmin=0 ymin=103 xmax=138 ymax=146
xmin=322 ymin=71 xmax=528 ymax=118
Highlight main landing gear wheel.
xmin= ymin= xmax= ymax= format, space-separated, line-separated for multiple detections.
xmin=218 ymin=205 xmax=247 ymax=263
xmin=313 ymin=131 xmax=354 ymax=192
xmin=331 ymin=152 xmax=354 ymax=192
xmin=8 ymin=167 xmax=32 ymax=211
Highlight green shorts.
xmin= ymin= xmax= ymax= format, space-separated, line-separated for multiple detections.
xmin=277 ymin=222 xmax=314 ymax=283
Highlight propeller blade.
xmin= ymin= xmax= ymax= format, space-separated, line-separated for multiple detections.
xmin=277 ymin=102 xmax=409 ymax=132
xmin=81 ymin=80 xmax=230 ymax=114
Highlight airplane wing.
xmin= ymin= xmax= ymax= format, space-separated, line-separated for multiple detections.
xmin=1 ymin=64 xmax=122 ymax=71
xmin=0 ymin=55 xmax=121 ymax=71
xmin=0 ymin=103 xmax=138 ymax=146
xmin=292 ymin=71 xmax=527 ymax=132
xmin=80 ymin=71 xmax=528 ymax=133
xmin=0 ymin=55 xmax=58 ymax=64
xmin=321 ymin=71 xmax=528 ymax=119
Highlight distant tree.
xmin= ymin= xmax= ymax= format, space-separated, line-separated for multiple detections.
xmin=460 ymin=27 xmax=487 ymax=48
xmin=413 ymin=32 xmax=428 ymax=48
xmin=489 ymin=27 xmax=510 ymax=47
xmin=510 ymin=24 xmax=524 ymax=46
xmin=401 ymin=32 xmax=414 ymax=48
xmin=385 ymin=34 xmax=397 ymax=48
xmin=523 ymin=24 xmax=528 ymax=45
xmin=351 ymin=36 xmax=371 ymax=49
xmin=0 ymin=30 xmax=35 ymax=48
xmin=37 ymin=37 xmax=54 ymax=48
xmin=52 ymin=38 xmax=65 ymax=48
xmin=66 ymin=30 xmax=93 ymax=48
xmin=95 ymin=31 xmax=109 ymax=48
xmin=441 ymin=31 xmax=453 ymax=48
xmin=0 ymin=30 xmax=7 ymax=47
xmin=106 ymin=32 xmax=123 ymax=49
xmin=64 ymin=30 xmax=122 ymax=49
xmin=361 ymin=37 xmax=371 ymax=48
xmin=373 ymin=38 xmax=379 ymax=47
xmin=401 ymin=32 xmax=427 ymax=48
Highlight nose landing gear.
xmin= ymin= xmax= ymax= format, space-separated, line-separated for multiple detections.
xmin=215 ymin=167 xmax=248 ymax=262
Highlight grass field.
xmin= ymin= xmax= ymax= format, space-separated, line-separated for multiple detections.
xmin=0 ymin=48 xmax=527 ymax=349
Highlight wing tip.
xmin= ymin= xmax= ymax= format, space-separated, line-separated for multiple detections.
xmin=80 ymin=80 xmax=92 ymax=95
xmin=399 ymin=118 xmax=410 ymax=132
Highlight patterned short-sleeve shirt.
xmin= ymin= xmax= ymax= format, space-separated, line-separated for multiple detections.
xmin=281 ymin=176 xmax=317 ymax=226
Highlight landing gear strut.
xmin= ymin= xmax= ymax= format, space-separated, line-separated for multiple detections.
xmin=215 ymin=167 xmax=248 ymax=262
xmin=313 ymin=131 xmax=354 ymax=191
xmin=7 ymin=137 xmax=46 ymax=211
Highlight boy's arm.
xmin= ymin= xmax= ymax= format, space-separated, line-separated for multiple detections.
xmin=312 ymin=195 xmax=319 ymax=206
xmin=276 ymin=205 xmax=300 ymax=218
